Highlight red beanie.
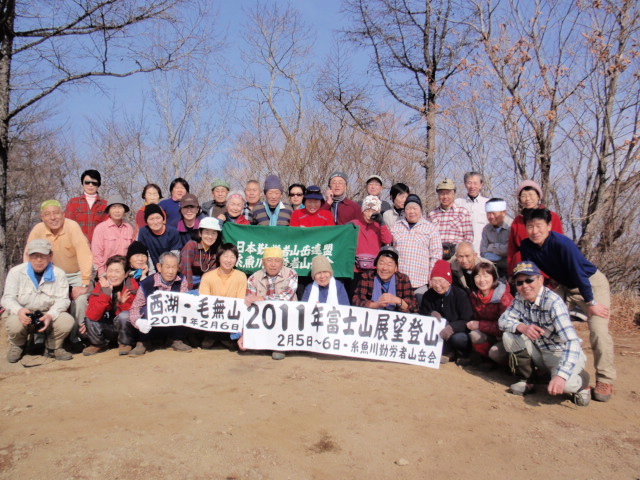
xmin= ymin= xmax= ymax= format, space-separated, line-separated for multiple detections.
xmin=431 ymin=259 xmax=452 ymax=283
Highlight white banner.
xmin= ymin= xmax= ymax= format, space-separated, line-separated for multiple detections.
xmin=146 ymin=293 xmax=444 ymax=368
xmin=146 ymin=291 xmax=245 ymax=333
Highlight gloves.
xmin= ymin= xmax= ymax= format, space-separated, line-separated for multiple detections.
xmin=439 ymin=325 xmax=454 ymax=341
xmin=136 ymin=318 xmax=152 ymax=334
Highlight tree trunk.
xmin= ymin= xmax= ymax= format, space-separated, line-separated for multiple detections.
xmin=422 ymin=97 xmax=437 ymax=211
xmin=0 ymin=1 xmax=15 ymax=288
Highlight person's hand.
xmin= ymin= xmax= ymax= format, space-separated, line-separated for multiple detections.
xmin=325 ymin=188 xmax=334 ymax=205
xmin=245 ymin=294 xmax=263 ymax=306
xmin=98 ymin=277 xmax=109 ymax=288
xmin=517 ymin=323 xmax=546 ymax=341
xmin=79 ymin=322 xmax=87 ymax=335
xmin=367 ymin=300 xmax=382 ymax=309
xmin=589 ymin=303 xmax=610 ymax=320
xmin=18 ymin=308 xmax=32 ymax=326
xmin=217 ymin=214 xmax=226 ymax=221
xmin=71 ymin=286 xmax=89 ymax=300
xmin=38 ymin=314 xmax=53 ymax=333
xmin=117 ymin=288 xmax=131 ymax=305
xmin=136 ymin=318 xmax=152 ymax=334
xmin=378 ymin=293 xmax=399 ymax=306
xmin=466 ymin=320 xmax=480 ymax=331
xmin=548 ymin=375 xmax=566 ymax=396
xmin=440 ymin=325 xmax=454 ymax=341
xmin=237 ymin=335 xmax=245 ymax=351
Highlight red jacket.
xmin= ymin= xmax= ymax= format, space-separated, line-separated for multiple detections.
xmin=320 ymin=197 xmax=363 ymax=225
xmin=86 ymin=277 xmax=139 ymax=321
xmin=290 ymin=208 xmax=336 ymax=227
xmin=469 ymin=283 xmax=513 ymax=338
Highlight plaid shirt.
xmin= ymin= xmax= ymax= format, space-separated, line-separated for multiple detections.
xmin=247 ymin=266 xmax=298 ymax=301
xmin=427 ymin=204 xmax=473 ymax=245
xmin=65 ymin=195 xmax=108 ymax=242
xmin=498 ymin=286 xmax=583 ymax=380
xmin=179 ymin=240 xmax=218 ymax=290
xmin=352 ymin=270 xmax=419 ymax=313
xmin=129 ymin=273 xmax=188 ymax=326
xmin=391 ymin=217 xmax=442 ymax=288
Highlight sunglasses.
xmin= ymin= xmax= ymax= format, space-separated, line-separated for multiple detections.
xmin=289 ymin=193 xmax=304 ymax=197
xmin=515 ymin=278 xmax=536 ymax=287
xmin=84 ymin=181 xmax=99 ymax=186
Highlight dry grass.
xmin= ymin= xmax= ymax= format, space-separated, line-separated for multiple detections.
xmin=610 ymin=291 xmax=640 ymax=335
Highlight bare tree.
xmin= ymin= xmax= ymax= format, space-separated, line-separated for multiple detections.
xmin=334 ymin=0 xmax=479 ymax=208
xmin=0 ymin=0 xmax=208 ymax=282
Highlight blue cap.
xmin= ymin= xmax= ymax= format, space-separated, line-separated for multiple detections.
xmin=513 ymin=261 xmax=541 ymax=277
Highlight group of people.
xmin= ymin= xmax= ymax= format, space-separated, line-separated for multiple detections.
xmin=1 ymin=169 xmax=616 ymax=407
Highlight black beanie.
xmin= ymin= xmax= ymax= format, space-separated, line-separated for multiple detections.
xmin=126 ymin=241 xmax=149 ymax=264
xmin=144 ymin=203 xmax=165 ymax=223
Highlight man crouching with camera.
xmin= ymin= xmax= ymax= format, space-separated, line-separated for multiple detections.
xmin=2 ymin=239 xmax=75 ymax=362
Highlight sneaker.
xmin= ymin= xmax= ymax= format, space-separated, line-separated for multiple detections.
xmin=171 ymin=340 xmax=192 ymax=352
xmin=118 ymin=344 xmax=133 ymax=356
xmin=44 ymin=348 xmax=73 ymax=361
xmin=573 ymin=387 xmax=591 ymax=407
xmin=509 ymin=380 xmax=534 ymax=396
xmin=82 ymin=345 xmax=106 ymax=356
xmin=7 ymin=344 xmax=24 ymax=363
xmin=439 ymin=354 xmax=450 ymax=365
xmin=128 ymin=342 xmax=147 ymax=357
xmin=593 ymin=381 xmax=613 ymax=402
xmin=272 ymin=351 xmax=286 ymax=360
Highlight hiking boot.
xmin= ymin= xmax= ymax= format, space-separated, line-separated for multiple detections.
xmin=45 ymin=348 xmax=73 ymax=361
xmin=82 ymin=345 xmax=106 ymax=356
xmin=593 ymin=381 xmax=613 ymax=402
xmin=573 ymin=387 xmax=591 ymax=407
xmin=201 ymin=335 xmax=216 ymax=349
xmin=128 ymin=342 xmax=147 ymax=357
xmin=171 ymin=340 xmax=192 ymax=352
xmin=509 ymin=380 xmax=534 ymax=396
xmin=272 ymin=351 xmax=286 ymax=360
xmin=456 ymin=356 xmax=473 ymax=367
xmin=7 ymin=344 xmax=24 ymax=363
xmin=118 ymin=344 xmax=133 ymax=356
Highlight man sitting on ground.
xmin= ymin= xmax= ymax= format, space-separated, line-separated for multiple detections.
xmin=2 ymin=239 xmax=74 ymax=362
xmin=499 ymin=261 xmax=591 ymax=406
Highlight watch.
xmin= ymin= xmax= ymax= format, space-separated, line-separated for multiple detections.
xmin=587 ymin=300 xmax=597 ymax=307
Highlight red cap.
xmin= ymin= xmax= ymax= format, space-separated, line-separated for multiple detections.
xmin=430 ymin=259 xmax=452 ymax=283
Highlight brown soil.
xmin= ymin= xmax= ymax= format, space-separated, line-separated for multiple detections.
xmin=0 ymin=324 xmax=639 ymax=480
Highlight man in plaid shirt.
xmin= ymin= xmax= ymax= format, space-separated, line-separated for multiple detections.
xmin=499 ymin=261 xmax=591 ymax=406
xmin=64 ymin=169 xmax=108 ymax=242
xmin=245 ymin=246 xmax=298 ymax=360
xmin=428 ymin=178 xmax=473 ymax=259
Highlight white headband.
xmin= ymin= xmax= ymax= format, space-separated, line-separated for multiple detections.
xmin=485 ymin=200 xmax=507 ymax=213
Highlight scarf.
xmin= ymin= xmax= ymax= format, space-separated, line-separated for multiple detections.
xmin=264 ymin=201 xmax=283 ymax=226
xmin=307 ymin=277 xmax=339 ymax=304
xmin=331 ymin=193 xmax=347 ymax=223
xmin=27 ymin=262 xmax=55 ymax=289
xmin=372 ymin=274 xmax=397 ymax=310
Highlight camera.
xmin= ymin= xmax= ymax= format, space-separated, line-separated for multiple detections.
xmin=27 ymin=310 xmax=45 ymax=331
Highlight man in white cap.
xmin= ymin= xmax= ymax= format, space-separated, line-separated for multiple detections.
xmin=454 ymin=172 xmax=488 ymax=252
xmin=245 ymin=247 xmax=298 ymax=360
xmin=2 ymin=239 xmax=75 ymax=362
xmin=480 ymin=197 xmax=511 ymax=279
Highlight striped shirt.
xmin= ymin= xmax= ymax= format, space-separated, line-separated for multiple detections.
xmin=498 ymin=286 xmax=583 ymax=380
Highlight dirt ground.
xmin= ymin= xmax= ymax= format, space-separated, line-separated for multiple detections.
xmin=0 ymin=322 xmax=639 ymax=480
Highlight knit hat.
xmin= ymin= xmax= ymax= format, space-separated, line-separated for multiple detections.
xmin=27 ymin=239 xmax=53 ymax=255
xmin=436 ymin=178 xmax=456 ymax=191
xmin=264 ymin=174 xmax=284 ymax=192
xmin=199 ymin=216 xmax=222 ymax=231
xmin=263 ymin=246 xmax=283 ymax=259
xmin=40 ymin=199 xmax=62 ymax=210
xmin=362 ymin=195 xmax=382 ymax=212
xmin=126 ymin=241 xmax=148 ymax=263
xmin=304 ymin=185 xmax=324 ymax=201
xmin=106 ymin=193 xmax=130 ymax=213
xmin=179 ymin=193 xmax=199 ymax=208
xmin=211 ymin=179 xmax=230 ymax=191
xmin=375 ymin=246 xmax=399 ymax=266
xmin=328 ymin=171 xmax=348 ymax=185
xmin=404 ymin=194 xmax=422 ymax=209
xmin=227 ymin=190 xmax=245 ymax=202
xmin=311 ymin=255 xmax=334 ymax=278
xmin=516 ymin=180 xmax=543 ymax=199
xmin=430 ymin=259 xmax=452 ymax=283
xmin=144 ymin=203 xmax=165 ymax=222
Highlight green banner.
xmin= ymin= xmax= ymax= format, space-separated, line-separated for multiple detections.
xmin=222 ymin=223 xmax=359 ymax=278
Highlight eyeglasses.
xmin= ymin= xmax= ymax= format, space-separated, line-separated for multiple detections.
xmin=289 ymin=193 xmax=303 ymax=197
xmin=84 ymin=181 xmax=99 ymax=186
xmin=515 ymin=278 xmax=536 ymax=287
